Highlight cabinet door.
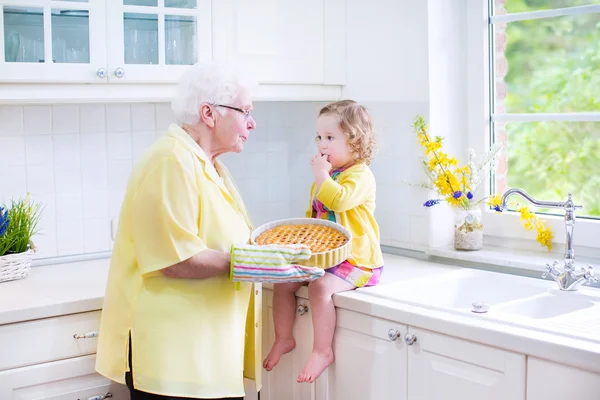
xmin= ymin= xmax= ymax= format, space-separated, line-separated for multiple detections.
xmin=407 ymin=328 xmax=525 ymax=400
xmin=105 ymin=0 xmax=211 ymax=83
xmin=0 ymin=0 xmax=107 ymax=83
xmin=527 ymin=357 xmax=600 ymax=400
xmin=0 ymin=354 xmax=129 ymax=400
xmin=324 ymin=309 xmax=408 ymax=400
xmin=213 ymin=0 xmax=346 ymax=85
xmin=261 ymin=290 xmax=317 ymax=400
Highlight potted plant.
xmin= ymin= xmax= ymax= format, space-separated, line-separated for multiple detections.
xmin=0 ymin=195 xmax=43 ymax=283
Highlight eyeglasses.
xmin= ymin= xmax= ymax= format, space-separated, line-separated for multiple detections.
xmin=214 ymin=104 xmax=253 ymax=121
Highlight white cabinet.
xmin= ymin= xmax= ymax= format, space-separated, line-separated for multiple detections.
xmin=105 ymin=0 xmax=212 ymax=83
xmin=0 ymin=0 xmax=346 ymax=102
xmin=407 ymin=327 xmax=526 ymax=400
xmin=261 ymin=289 xmax=321 ymax=400
xmin=325 ymin=309 xmax=408 ymax=400
xmin=0 ymin=310 xmax=128 ymax=400
xmin=526 ymin=357 xmax=600 ymax=400
xmin=0 ymin=355 xmax=129 ymax=400
xmin=1 ymin=0 xmax=107 ymax=83
xmin=261 ymin=291 xmax=528 ymax=400
xmin=213 ymin=0 xmax=345 ymax=86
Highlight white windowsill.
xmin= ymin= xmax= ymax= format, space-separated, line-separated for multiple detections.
xmin=426 ymin=245 xmax=600 ymax=275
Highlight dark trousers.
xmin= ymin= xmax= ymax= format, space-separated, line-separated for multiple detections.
xmin=125 ymin=334 xmax=245 ymax=400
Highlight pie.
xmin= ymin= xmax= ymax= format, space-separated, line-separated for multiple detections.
xmin=254 ymin=224 xmax=349 ymax=253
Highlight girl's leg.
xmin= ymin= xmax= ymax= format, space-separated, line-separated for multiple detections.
xmin=263 ymin=281 xmax=305 ymax=371
xmin=297 ymin=274 xmax=355 ymax=383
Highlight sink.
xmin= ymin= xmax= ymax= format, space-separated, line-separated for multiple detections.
xmin=363 ymin=268 xmax=550 ymax=311
xmin=361 ymin=266 xmax=600 ymax=343
xmin=494 ymin=293 xmax=596 ymax=320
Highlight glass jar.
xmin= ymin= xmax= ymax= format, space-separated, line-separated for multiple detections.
xmin=454 ymin=208 xmax=483 ymax=251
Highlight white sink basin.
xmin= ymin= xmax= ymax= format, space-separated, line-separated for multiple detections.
xmin=494 ymin=292 xmax=596 ymax=320
xmin=360 ymin=267 xmax=600 ymax=343
xmin=363 ymin=268 xmax=550 ymax=311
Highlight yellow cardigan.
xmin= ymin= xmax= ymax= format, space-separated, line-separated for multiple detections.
xmin=306 ymin=163 xmax=384 ymax=269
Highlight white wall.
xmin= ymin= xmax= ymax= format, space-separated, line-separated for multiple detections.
xmin=0 ymin=0 xmax=440 ymax=260
xmin=426 ymin=0 xmax=469 ymax=248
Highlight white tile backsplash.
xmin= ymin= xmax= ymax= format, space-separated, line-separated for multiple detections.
xmin=25 ymin=136 xmax=54 ymax=166
xmin=52 ymin=105 xmax=79 ymax=134
xmin=80 ymin=104 xmax=106 ymax=134
xmin=1 ymin=100 xmax=428 ymax=259
xmin=0 ymin=106 xmax=24 ymax=136
xmin=106 ymin=104 xmax=131 ymax=133
xmin=0 ymin=136 xmax=26 ymax=166
xmin=23 ymin=105 xmax=52 ymax=135
xmin=131 ymin=104 xmax=156 ymax=132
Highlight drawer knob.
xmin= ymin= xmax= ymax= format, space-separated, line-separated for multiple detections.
xmin=404 ymin=333 xmax=417 ymax=346
xmin=85 ymin=393 xmax=112 ymax=400
xmin=73 ymin=331 xmax=99 ymax=339
xmin=297 ymin=304 xmax=308 ymax=315
xmin=388 ymin=329 xmax=400 ymax=341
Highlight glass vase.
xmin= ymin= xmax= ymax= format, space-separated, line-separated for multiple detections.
xmin=454 ymin=208 xmax=483 ymax=251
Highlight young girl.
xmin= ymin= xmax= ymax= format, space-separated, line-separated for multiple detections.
xmin=263 ymin=100 xmax=384 ymax=383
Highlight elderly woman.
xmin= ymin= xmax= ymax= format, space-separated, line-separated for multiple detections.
xmin=95 ymin=62 xmax=323 ymax=400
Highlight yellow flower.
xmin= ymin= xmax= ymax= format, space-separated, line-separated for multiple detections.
xmin=517 ymin=206 xmax=535 ymax=231
xmin=535 ymin=221 xmax=553 ymax=251
xmin=487 ymin=194 xmax=502 ymax=212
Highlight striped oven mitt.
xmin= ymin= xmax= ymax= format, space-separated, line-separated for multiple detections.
xmin=230 ymin=243 xmax=325 ymax=283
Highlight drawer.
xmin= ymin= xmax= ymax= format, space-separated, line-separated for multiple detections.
xmin=0 ymin=311 xmax=101 ymax=371
xmin=0 ymin=354 xmax=129 ymax=400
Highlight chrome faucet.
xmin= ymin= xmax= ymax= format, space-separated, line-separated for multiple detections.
xmin=500 ymin=188 xmax=597 ymax=291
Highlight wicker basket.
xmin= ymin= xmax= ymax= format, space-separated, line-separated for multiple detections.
xmin=0 ymin=242 xmax=37 ymax=283
xmin=251 ymin=218 xmax=352 ymax=269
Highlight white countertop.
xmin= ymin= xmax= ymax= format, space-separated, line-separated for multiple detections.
xmin=2 ymin=253 xmax=599 ymax=375
xmin=0 ymin=258 xmax=110 ymax=325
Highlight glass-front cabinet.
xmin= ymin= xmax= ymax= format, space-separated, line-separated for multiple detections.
xmin=106 ymin=0 xmax=211 ymax=83
xmin=0 ymin=0 xmax=211 ymax=83
xmin=1 ymin=0 xmax=107 ymax=82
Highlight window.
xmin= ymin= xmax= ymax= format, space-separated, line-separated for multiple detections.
xmin=489 ymin=0 xmax=600 ymax=219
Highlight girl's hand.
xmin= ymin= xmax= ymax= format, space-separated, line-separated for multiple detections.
xmin=310 ymin=154 xmax=332 ymax=176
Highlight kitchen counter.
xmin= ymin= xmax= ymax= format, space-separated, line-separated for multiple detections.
xmin=0 ymin=258 xmax=110 ymax=325
xmin=1 ymin=253 xmax=599 ymax=375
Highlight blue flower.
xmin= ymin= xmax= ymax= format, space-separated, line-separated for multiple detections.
xmin=0 ymin=207 xmax=9 ymax=237
xmin=466 ymin=192 xmax=473 ymax=200
xmin=423 ymin=199 xmax=440 ymax=207
xmin=453 ymin=191 xmax=462 ymax=199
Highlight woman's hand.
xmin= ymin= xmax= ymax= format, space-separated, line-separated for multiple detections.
xmin=311 ymin=154 xmax=331 ymax=190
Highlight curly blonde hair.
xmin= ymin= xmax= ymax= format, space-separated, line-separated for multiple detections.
xmin=319 ymin=100 xmax=377 ymax=165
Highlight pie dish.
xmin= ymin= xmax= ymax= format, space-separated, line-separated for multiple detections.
xmin=251 ymin=218 xmax=352 ymax=269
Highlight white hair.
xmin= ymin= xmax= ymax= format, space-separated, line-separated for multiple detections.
xmin=171 ymin=62 xmax=257 ymax=125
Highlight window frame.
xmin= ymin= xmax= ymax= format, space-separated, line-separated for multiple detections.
xmin=466 ymin=1 xmax=600 ymax=259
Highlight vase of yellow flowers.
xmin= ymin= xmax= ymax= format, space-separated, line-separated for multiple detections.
xmin=413 ymin=115 xmax=553 ymax=251
xmin=0 ymin=195 xmax=42 ymax=283
xmin=413 ymin=115 xmax=502 ymax=251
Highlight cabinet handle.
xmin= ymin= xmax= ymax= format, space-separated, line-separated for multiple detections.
xmin=114 ymin=67 xmax=125 ymax=78
xmin=84 ymin=393 xmax=112 ymax=400
xmin=388 ymin=329 xmax=400 ymax=341
xmin=297 ymin=304 xmax=308 ymax=316
xmin=404 ymin=333 xmax=417 ymax=346
xmin=96 ymin=68 xmax=107 ymax=78
xmin=73 ymin=331 xmax=99 ymax=339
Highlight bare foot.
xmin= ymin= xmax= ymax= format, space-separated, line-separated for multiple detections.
xmin=297 ymin=349 xmax=334 ymax=383
xmin=263 ymin=338 xmax=296 ymax=371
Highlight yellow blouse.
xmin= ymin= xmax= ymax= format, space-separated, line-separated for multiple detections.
xmin=96 ymin=124 xmax=261 ymax=398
